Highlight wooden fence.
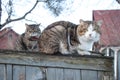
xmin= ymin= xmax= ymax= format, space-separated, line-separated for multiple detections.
xmin=100 ymin=47 xmax=120 ymax=80
xmin=0 ymin=50 xmax=113 ymax=80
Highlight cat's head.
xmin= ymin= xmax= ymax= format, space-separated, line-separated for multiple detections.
xmin=25 ymin=23 xmax=41 ymax=41
xmin=77 ymin=19 xmax=102 ymax=42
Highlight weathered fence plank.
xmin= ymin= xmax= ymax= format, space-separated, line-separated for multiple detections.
xmin=0 ymin=64 xmax=6 ymax=80
xmin=97 ymin=71 xmax=104 ymax=80
xmin=0 ymin=51 xmax=113 ymax=71
xmin=0 ymin=50 xmax=113 ymax=80
xmin=118 ymin=51 xmax=120 ymax=80
xmin=81 ymin=70 xmax=98 ymax=80
xmin=97 ymin=71 xmax=113 ymax=80
xmin=6 ymin=65 xmax=12 ymax=80
xmin=54 ymin=68 xmax=64 ymax=80
xmin=26 ymin=66 xmax=45 ymax=80
xmin=46 ymin=68 xmax=81 ymax=80
xmin=13 ymin=65 xmax=26 ymax=80
xmin=46 ymin=68 xmax=56 ymax=80
xmin=64 ymin=69 xmax=81 ymax=80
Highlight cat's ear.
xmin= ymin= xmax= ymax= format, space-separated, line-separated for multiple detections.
xmin=37 ymin=23 xmax=41 ymax=27
xmin=79 ymin=19 xmax=84 ymax=24
xmin=96 ymin=20 xmax=103 ymax=27
xmin=25 ymin=23 xmax=29 ymax=28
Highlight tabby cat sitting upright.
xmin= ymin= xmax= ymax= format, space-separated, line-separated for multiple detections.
xmin=39 ymin=19 xmax=102 ymax=55
xmin=15 ymin=23 xmax=41 ymax=51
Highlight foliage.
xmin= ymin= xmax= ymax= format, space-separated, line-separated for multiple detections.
xmin=45 ymin=0 xmax=64 ymax=16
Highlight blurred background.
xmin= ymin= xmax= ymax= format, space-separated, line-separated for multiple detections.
xmin=0 ymin=0 xmax=120 ymax=34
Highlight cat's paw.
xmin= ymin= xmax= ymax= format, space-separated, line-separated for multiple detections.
xmin=62 ymin=52 xmax=72 ymax=54
xmin=77 ymin=50 xmax=91 ymax=55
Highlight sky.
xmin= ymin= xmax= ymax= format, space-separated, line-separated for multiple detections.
xmin=1 ymin=0 xmax=120 ymax=34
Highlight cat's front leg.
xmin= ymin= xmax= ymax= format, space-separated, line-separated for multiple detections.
xmin=60 ymin=48 xmax=71 ymax=54
xmin=77 ymin=50 xmax=91 ymax=55
xmin=59 ymin=41 xmax=71 ymax=54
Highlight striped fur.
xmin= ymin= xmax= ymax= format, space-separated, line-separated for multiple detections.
xmin=15 ymin=23 xmax=41 ymax=51
xmin=39 ymin=19 xmax=102 ymax=55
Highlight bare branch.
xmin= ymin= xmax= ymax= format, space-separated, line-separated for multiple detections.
xmin=116 ymin=0 xmax=120 ymax=4
xmin=0 ymin=0 xmax=2 ymax=24
xmin=25 ymin=18 xmax=38 ymax=23
xmin=0 ymin=0 xmax=39 ymax=29
xmin=38 ymin=0 xmax=48 ymax=2
xmin=6 ymin=0 xmax=13 ymax=22
xmin=44 ymin=0 xmax=64 ymax=16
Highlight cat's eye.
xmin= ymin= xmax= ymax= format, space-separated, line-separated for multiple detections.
xmin=83 ymin=29 xmax=88 ymax=32
xmin=94 ymin=27 xmax=99 ymax=31
xmin=80 ymin=29 xmax=87 ymax=33
xmin=93 ymin=29 xmax=96 ymax=31
xmin=28 ymin=31 xmax=32 ymax=33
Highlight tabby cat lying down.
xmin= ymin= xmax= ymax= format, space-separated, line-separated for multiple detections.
xmin=39 ymin=19 xmax=102 ymax=55
xmin=15 ymin=23 xmax=41 ymax=51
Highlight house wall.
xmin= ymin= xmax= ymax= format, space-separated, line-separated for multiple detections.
xmin=0 ymin=28 xmax=19 ymax=49
xmin=94 ymin=10 xmax=120 ymax=80
xmin=93 ymin=10 xmax=120 ymax=46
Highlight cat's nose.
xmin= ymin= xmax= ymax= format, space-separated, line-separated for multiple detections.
xmin=89 ymin=34 xmax=92 ymax=37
